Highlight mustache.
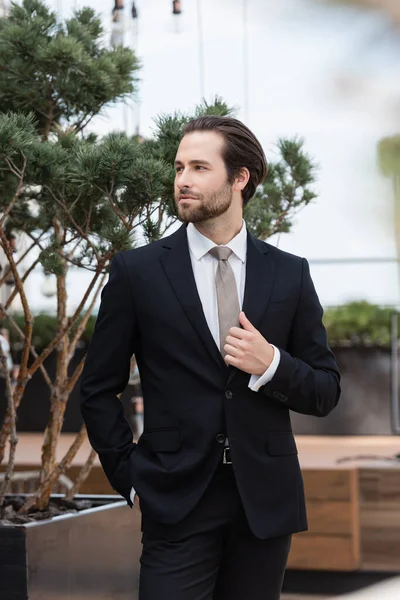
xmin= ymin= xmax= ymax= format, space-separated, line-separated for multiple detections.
xmin=178 ymin=189 xmax=200 ymax=199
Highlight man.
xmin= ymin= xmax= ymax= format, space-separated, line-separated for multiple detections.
xmin=80 ymin=116 xmax=340 ymax=600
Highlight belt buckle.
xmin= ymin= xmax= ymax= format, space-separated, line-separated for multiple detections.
xmin=223 ymin=446 xmax=232 ymax=465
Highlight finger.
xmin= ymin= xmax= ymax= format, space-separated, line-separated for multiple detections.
xmin=225 ymin=335 xmax=246 ymax=348
xmin=224 ymin=343 xmax=242 ymax=358
xmin=229 ymin=326 xmax=252 ymax=340
xmin=239 ymin=311 xmax=258 ymax=332
xmin=224 ymin=353 xmax=240 ymax=367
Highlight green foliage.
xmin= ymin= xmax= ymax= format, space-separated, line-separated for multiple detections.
xmin=0 ymin=112 xmax=37 ymax=158
xmin=378 ymin=135 xmax=400 ymax=178
xmin=323 ymin=301 xmax=395 ymax=347
xmin=0 ymin=1 xmax=140 ymax=138
xmin=194 ymin=96 xmax=236 ymax=118
xmin=39 ymin=244 xmax=66 ymax=276
xmin=0 ymin=114 xmax=150 ymax=263
xmin=150 ymin=95 xmax=233 ymax=165
xmin=244 ymin=138 xmax=317 ymax=239
xmin=0 ymin=1 xmax=145 ymax=269
xmin=2 ymin=312 xmax=96 ymax=352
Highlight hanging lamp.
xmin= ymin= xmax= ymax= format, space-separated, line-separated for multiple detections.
xmin=172 ymin=0 xmax=181 ymax=15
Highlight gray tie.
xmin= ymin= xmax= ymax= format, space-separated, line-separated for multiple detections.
xmin=209 ymin=247 xmax=240 ymax=355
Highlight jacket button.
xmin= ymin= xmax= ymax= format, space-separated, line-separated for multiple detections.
xmin=216 ymin=433 xmax=226 ymax=444
xmin=225 ymin=390 xmax=233 ymax=400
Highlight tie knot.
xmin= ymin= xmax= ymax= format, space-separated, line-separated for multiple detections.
xmin=209 ymin=246 xmax=233 ymax=261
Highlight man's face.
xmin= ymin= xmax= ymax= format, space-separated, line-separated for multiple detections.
xmin=174 ymin=131 xmax=233 ymax=223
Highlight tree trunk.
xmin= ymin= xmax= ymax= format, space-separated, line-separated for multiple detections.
xmin=65 ymin=448 xmax=97 ymax=501
xmin=37 ymin=220 xmax=70 ymax=510
xmin=0 ymin=228 xmax=34 ymax=465
xmin=0 ymin=347 xmax=18 ymax=507
xmin=19 ymin=425 xmax=88 ymax=514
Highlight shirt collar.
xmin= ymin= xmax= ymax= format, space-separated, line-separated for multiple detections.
xmin=186 ymin=220 xmax=247 ymax=263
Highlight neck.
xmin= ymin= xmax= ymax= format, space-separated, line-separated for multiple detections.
xmin=194 ymin=214 xmax=243 ymax=246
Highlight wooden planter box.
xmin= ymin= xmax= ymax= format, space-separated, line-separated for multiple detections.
xmin=0 ymin=495 xmax=142 ymax=600
xmin=287 ymin=438 xmax=400 ymax=572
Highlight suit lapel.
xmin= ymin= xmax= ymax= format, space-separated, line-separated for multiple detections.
xmin=242 ymin=232 xmax=275 ymax=331
xmin=227 ymin=232 xmax=276 ymax=385
xmin=160 ymin=225 xmax=227 ymax=371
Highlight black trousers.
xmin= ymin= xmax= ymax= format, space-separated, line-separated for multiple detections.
xmin=139 ymin=463 xmax=291 ymax=600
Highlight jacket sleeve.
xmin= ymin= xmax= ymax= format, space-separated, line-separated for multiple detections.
xmin=80 ymin=252 xmax=136 ymax=503
xmin=260 ymin=258 xmax=341 ymax=417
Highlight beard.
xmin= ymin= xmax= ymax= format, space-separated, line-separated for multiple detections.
xmin=175 ymin=181 xmax=233 ymax=224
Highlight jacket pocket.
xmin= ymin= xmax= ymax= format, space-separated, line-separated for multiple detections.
xmin=146 ymin=429 xmax=181 ymax=453
xmin=266 ymin=432 xmax=297 ymax=456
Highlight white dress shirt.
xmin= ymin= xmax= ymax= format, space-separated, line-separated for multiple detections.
xmin=130 ymin=221 xmax=280 ymax=505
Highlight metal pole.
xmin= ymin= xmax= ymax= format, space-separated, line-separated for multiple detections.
xmin=131 ymin=15 xmax=140 ymax=138
xmin=242 ymin=0 xmax=249 ymax=124
xmin=196 ymin=0 xmax=205 ymax=99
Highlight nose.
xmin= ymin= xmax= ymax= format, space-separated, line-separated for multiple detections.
xmin=176 ymin=167 xmax=192 ymax=190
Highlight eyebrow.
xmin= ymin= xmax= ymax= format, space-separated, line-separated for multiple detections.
xmin=174 ymin=159 xmax=212 ymax=167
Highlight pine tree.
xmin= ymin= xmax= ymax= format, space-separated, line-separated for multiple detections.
xmin=0 ymin=0 xmax=141 ymax=511
xmin=0 ymin=1 xmax=317 ymax=513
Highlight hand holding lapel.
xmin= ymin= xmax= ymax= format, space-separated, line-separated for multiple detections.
xmin=224 ymin=311 xmax=275 ymax=376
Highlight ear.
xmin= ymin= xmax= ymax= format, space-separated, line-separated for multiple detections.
xmin=232 ymin=167 xmax=250 ymax=193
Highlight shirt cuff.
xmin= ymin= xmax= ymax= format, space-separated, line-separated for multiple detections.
xmin=248 ymin=345 xmax=281 ymax=392
xmin=130 ymin=486 xmax=136 ymax=505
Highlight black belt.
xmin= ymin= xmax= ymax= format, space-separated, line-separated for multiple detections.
xmin=222 ymin=446 xmax=232 ymax=465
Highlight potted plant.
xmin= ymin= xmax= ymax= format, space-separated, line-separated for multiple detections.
xmin=0 ymin=3 xmax=317 ymax=598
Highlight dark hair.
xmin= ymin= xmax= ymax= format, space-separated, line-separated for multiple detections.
xmin=182 ymin=116 xmax=268 ymax=205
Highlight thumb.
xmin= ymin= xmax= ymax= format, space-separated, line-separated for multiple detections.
xmin=239 ymin=311 xmax=257 ymax=332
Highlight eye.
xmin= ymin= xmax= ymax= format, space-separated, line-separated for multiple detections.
xmin=175 ymin=166 xmax=183 ymax=173
xmin=195 ymin=165 xmax=206 ymax=170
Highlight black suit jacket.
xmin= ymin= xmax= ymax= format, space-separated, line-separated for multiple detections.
xmin=80 ymin=224 xmax=340 ymax=539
